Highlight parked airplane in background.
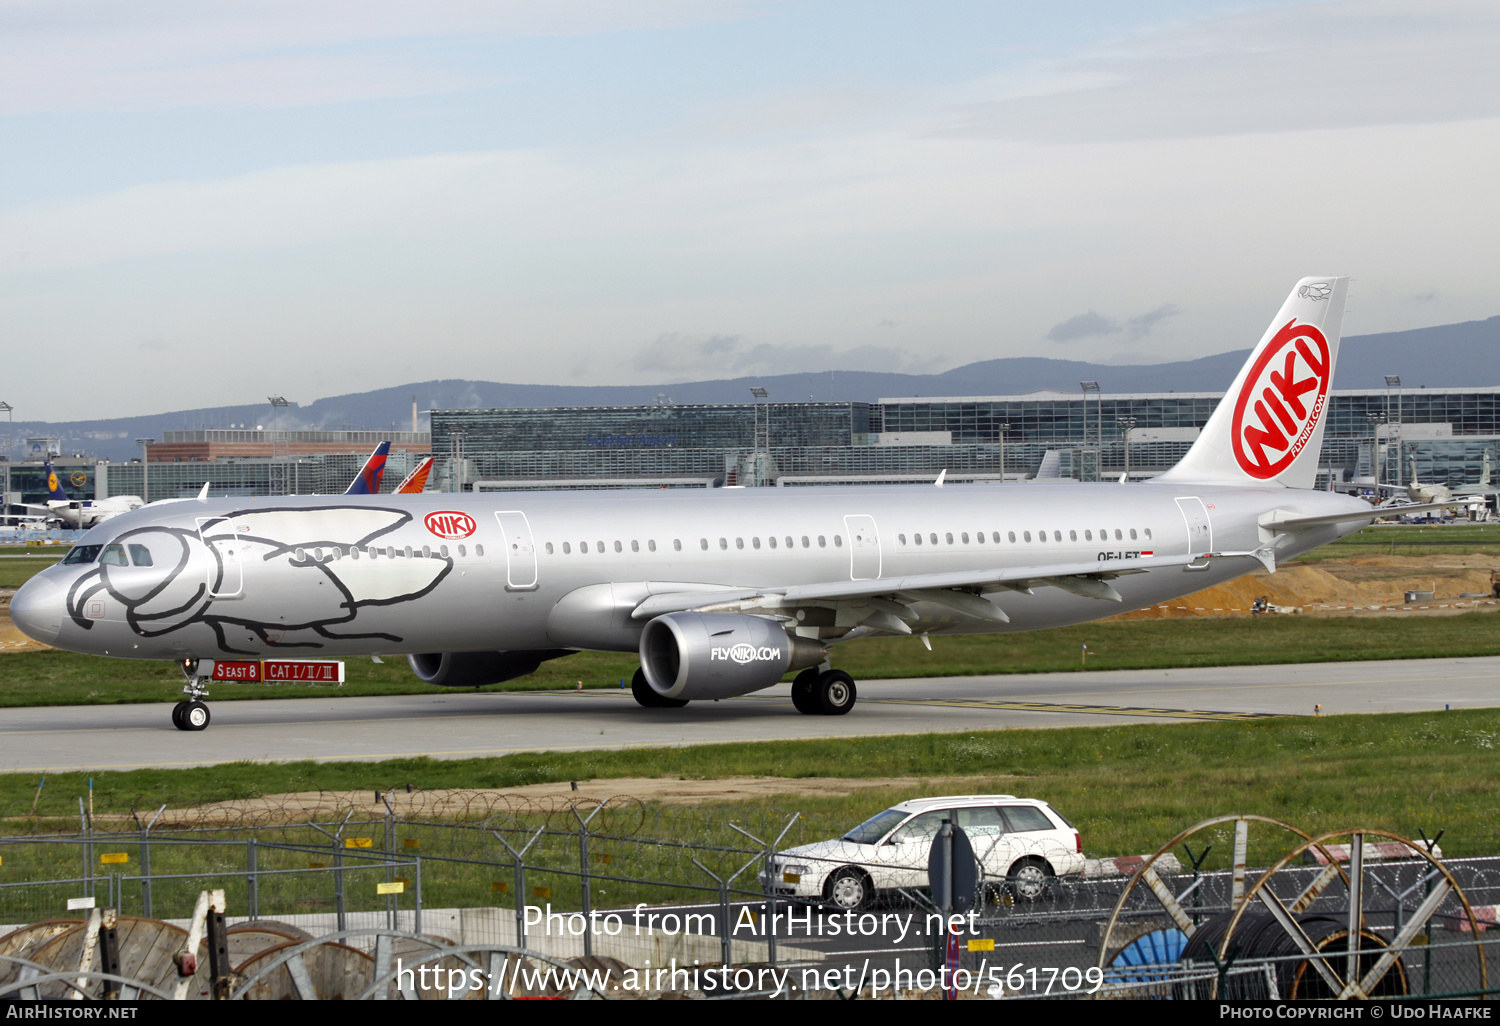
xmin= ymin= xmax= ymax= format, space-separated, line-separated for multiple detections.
xmin=394 ymin=457 xmax=434 ymax=494
xmin=344 ymin=442 xmax=391 ymax=496
xmin=1378 ymin=450 xmax=1496 ymax=506
xmin=18 ymin=462 xmax=144 ymax=529
xmin=10 ymin=278 xmax=1478 ymax=731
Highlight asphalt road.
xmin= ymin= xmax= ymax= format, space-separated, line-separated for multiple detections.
xmin=2 ymin=655 xmax=1497 ymax=773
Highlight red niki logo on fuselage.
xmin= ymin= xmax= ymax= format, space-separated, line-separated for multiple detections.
xmin=424 ymin=510 xmax=477 ymax=540
xmin=1230 ymin=319 xmax=1332 ymax=480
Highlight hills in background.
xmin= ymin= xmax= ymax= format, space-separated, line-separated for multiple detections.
xmin=8 ymin=316 xmax=1498 ymax=463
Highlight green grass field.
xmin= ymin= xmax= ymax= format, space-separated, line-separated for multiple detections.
xmin=3 ymin=708 xmax=1498 ymax=863
xmin=2 ymin=611 xmax=1497 ymax=708
xmin=1289 ymin=523 xmax=1500 ymax=562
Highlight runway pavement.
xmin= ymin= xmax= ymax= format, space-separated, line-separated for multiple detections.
xmin=1 ymin=655 xmax=1496 ymax=773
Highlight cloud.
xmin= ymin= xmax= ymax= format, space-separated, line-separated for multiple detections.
xmin=0 ymin=0 xmax=756 ymax=114
xmin=941 ymin=1 xmax=1500 ymax=143
xmin=628 ymin=332 xmax=935 ymax=379
xmin=1045 ymin=304 xmax=1178 ymax=344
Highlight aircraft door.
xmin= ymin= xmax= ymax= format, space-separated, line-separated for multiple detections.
xmin=843 ymin=514 xmax=881 ymax=580
xmin=493 ymin=511 xmax=539 ymax=590
xmin=196 ymin=517 xmax=245 ymax=599
xmin=1174 ymin=497 xmax=1213 ymax=570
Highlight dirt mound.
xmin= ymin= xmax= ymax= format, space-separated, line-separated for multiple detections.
xmin=1112 ymin=555 xmax=1500 ymax=619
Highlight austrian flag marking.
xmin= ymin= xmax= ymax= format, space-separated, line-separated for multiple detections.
xmin=424 ymin=510 xmax=477 ymax=540
xmin=1230 ymin=319 xmax=1332 ymax=480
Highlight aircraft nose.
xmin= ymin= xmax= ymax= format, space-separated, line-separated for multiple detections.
xmin=10 ymin=575 xmax=62 ymax=645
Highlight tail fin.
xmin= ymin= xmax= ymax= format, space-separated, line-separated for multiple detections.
xmin=344 ymin=442 xmax=391 ymax=495
xmin=394 ymin=456 xmax=434 ymax=494
xmin=1159 ymin=276 xmax=1348 ymax=489
xmin=43 ymin=461 xmax=70 ymax=501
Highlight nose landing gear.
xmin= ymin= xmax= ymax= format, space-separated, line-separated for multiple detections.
xmin=173 ymin=665 xmax=213 ymax=731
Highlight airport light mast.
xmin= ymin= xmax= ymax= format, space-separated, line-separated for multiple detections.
xmin=0 ymin=401 xmax=11 ymax=462
xmin=135 ymin=438 xmax=155 ymax=503
xmin=1117 ymin=416 xmax=1137 ymax=481
xmin=1367 ymin=413 xmax=1386 ymax=489
xmin=1384 ymin=375 xmax=1402 ymax=487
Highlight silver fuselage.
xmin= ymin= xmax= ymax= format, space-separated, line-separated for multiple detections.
xmin=12 ymin=482 xmax=1371 ymax=662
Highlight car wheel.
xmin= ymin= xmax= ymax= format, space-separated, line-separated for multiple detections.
xmin=824 ymin=867 xmax=871 ymax=911
xmin=1007 ymin=858 xmax=1052 ymax=901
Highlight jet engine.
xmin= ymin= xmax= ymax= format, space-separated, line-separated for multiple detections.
xmin=408 ymin=649 xmax=573 ymax=688
xmin=639 ymin=612 xmax=826 ymax=702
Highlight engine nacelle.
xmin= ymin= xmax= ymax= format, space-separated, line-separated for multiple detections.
xmin=639 ymin=612 xmax=826 ymax=701
xmin=408 ymin=649 xmax=572 ymax=688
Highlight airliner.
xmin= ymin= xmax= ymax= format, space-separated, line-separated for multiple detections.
xmin=18 ymin=462 xmax=144 ymax=529
xmin=9 ymin=278 xmax=1472 ymax=731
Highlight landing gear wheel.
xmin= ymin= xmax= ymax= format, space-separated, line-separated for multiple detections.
xmin=824 ymin=867 xmax=871 ymax=911
xmin=181 ymin=700 xmax=210 ymax=732
xmin=631 ymin=668 xmax=687 ymax=709
xmin=171 ymin=701 xmax=188 ymax=731
xmin=790 ymin=668 xmax=820 ymax=714
xmin=814 ymin=670 xmax=857 ymax=716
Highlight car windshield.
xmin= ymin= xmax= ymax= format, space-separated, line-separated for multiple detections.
xmin=842 ymin=808 xmax=908 ymax=845
xmin=62 ymin=545 xmax=102 ymax=565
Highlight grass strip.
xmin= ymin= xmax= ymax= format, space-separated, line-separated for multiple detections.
xmin=2 ymin=708 xmax=1497 ymax=863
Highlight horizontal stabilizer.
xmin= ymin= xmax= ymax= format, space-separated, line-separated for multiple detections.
xmin=1263 ymin=499 xmax=1479 ymax=530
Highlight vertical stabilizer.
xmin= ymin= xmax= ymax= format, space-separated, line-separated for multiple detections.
xmin=344 ymin=442 xmax=391 ymax=495
xmin=43 ymin=461 xmax=70 ymax=501
xmin=1159 ymin=276 xmax=1348 ymax=489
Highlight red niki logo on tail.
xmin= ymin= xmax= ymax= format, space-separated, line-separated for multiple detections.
xmin=1230 ymin=319 xmax=1332 ymax=479
xmin=424 ymin=511 xmax=477 ymax=540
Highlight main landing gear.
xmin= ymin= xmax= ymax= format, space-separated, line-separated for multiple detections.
xmin=791 ymin=668 xmax=857 ymax=716
xmin=173 ymin=669 xmax=212 ymax=731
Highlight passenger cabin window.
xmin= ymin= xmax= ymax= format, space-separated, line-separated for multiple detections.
xmin=1023 ymin=532 xmax=1031 ymax=542
xmin=631 ymin=540 xmax=639 ymax=552
xmin=753 ymin=537 xmax=762 ymax=549
xmin=441 ymin=545 xmax=449 ymax=558
xmin=1069 ymin=531 xmax=1077 ymax=542
xmin=458 ymin=545 xmax=467 ymax=557
xmin=961 ymin=532 xmax=969 ymax=543
xmin=768 ymin=536 xmax=776 ymax=549
xmin=1008 ymin=532 xmax=1016 ymax=543
xmin=945 ymin=533 xmax=954 ymax=544
xmin=913 ymin=533 xmax=922 ymax=545
xmin=1054 ymin=531 xmax=1062 ymax=542
xmin=719 ymin=538 xmax=728 ymax=550
xmin=834 ymin=535 xmax=843 ymax=547
xmin=1144 ymin=528 xmax=1153 ymax=540
xmin=785 ymin=536 xmax=793 ymax=548
xmin=801 ymin=536 xmax=810 ymax=548
xmin=975 ymin=532 xmax=984 ymax=544
xmin=673 ymin=539 xmax=682 ymax=551
xmin=1085 ymin=530 xmax=1092 ymax=541
xmin=596 ymin=540 xmax=605 ymax=552
xmin=127 ymin=544 xmax=153 ymax=566
xmin=928 ymin=533 xmax=937 ymax=545
xmin=614 ymin=541 xmax=622 ymax=553
xmin=818 ymin=536 xmax=827 ymax=548
xmin=1114 ymin=529 xmax=1122 ymax=541
xmin=62 ymin=545 xmax=102 ymax=565
xmin=899 ymin=534 xmax=907 ymax=545
xmin=736 ymin=538 xmax=744 ymax=550
xmin=1129 ymin=529 xmax=1138 ymax=540
xmin=100 ymin=544 xmax=129 ymax=566
xmin=700 ymin=539 xmax=708 ymax=550
xmin=648 ymin=540 xmax=657 ymax=552
xmin=545 ymin=543 xmax=554 ymax=555
xmin=475 ymin=545 xmax=485 ymax=557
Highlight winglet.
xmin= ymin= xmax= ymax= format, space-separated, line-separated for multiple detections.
xmin=196 ymin=482 xmax=210 ymax=501
xmin=935 ymin=469 xmax=947 ymax=488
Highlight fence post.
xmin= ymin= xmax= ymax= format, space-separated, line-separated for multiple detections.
xmin=139 ymin=824 xmax=152 ymax=919
xmin=334 ymin=841 xmax=347 ymax=933
xmin=79 ymin=798 xmax=91 ymax=898
xmin=493 ymin=827 xmax=546 ymax=952
xmin=247 ymin=837 xmax=259 ymax=921
xmin=414 ymin=858 xmax=423 ymax=936
xmin=730 ymin=815 xmax=800 ymax=970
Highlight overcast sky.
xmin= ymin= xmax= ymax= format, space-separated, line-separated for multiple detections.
xmin=4 ymin=0 xmax=1498 ymax=420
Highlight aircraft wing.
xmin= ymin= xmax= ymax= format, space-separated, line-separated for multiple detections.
xmin=629 ymin=551 xmax=1239 ymax=632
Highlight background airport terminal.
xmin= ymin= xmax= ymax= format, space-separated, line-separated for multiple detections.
xmin=2 ymin=386 xmax=1496 ymax=506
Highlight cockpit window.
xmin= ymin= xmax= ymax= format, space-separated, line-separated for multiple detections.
xmin=99 ymin=544 xmax=129 ymax=566
xmin=62 ymin=545 xmax=102 ymax=565
xmin=128 ymin=544 xmax=153 ymax=567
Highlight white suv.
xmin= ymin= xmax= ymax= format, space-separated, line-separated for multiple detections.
xmin=761 ymin=795 xmax=1084 ymax=910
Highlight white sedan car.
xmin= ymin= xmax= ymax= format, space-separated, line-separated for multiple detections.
xmin=761 ymin=795 xmax=1084 ymax=910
